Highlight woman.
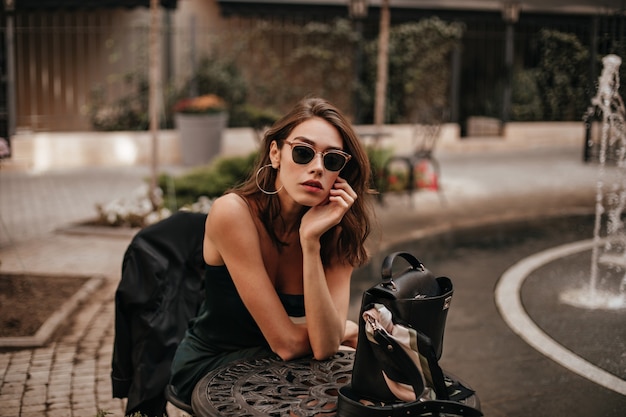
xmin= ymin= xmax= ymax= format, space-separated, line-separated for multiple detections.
xmin=169 ymin=97 xmax=373 ymax=405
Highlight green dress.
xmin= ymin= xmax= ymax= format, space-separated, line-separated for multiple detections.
xmin=169 ymin=264 xmax=305 ymax=404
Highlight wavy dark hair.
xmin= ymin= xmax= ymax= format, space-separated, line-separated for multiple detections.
xmin=231 ymin=97 xmax=372 ymax=267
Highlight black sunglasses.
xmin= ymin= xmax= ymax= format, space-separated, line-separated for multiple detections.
xmin=285 ymin=140 xmax=351 ymax=172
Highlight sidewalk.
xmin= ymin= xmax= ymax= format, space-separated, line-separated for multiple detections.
xmin=1 ymin=136 xmax=625 ymax=416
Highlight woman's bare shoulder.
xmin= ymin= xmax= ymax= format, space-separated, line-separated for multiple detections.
xmin=213 ymin=193 xmax=248 ymax=210
xmin=208 ymin=193 xmax=253 ymax=225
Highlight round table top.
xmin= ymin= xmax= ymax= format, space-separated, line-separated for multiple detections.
xmin=192 ymin=350 xmax=354 ymax=417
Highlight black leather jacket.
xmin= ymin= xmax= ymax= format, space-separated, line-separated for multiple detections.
xmin=111 ymin=211 xmax=207 ymax=416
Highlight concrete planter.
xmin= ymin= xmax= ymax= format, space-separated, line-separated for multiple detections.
xmin=175 ymin=112 xmax=228 ymax=166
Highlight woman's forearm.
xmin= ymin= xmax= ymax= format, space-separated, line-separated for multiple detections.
xmin=301 ymin=239 xmax=346 ymax=359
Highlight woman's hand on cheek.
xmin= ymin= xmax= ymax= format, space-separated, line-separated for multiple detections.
xmin=300 ymin=177 xmax=357 ymax=241
xmin=327 ymin=177 xmax=357 ymax=209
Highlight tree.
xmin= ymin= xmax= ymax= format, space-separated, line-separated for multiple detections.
xmin=534 ymin=29 xmax=589 ymax=121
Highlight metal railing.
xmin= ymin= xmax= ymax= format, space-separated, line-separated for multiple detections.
xmin=4 ymin=5 xmax=626 ymax=134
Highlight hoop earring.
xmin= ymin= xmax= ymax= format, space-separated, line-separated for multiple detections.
xmin=255 ymin=164 xmax=283 ymax=195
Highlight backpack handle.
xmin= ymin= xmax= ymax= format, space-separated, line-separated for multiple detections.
xmin=381 ymin=251 xmax=424 ymax=283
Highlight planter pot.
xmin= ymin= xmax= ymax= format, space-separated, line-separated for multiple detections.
xmin=175 ymin=112 xmax=228 ymax=166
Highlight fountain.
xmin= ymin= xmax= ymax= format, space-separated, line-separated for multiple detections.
xmin=560 ymin=54 xmax=626 ymax=310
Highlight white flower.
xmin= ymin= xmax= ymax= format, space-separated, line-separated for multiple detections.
xmin=96 ymin=186 xmax=212 ymax=227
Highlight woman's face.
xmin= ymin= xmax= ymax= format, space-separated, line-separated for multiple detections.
xmin=271 ymin=117 xmax=347 ymax=207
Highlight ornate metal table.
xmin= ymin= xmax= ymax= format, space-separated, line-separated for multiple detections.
xmin=191 ymin=350 xmax=479 ymax=417
xmin=191 ymin=351 xmax=353 ymax=416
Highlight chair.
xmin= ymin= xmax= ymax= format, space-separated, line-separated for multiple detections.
xmin=380 ymin=123 xmax=446 ymax=207
xmin=165 ymin=384 xmax=195 ymax=415
xmin=111 ymin=211 xmax=207 ymax=417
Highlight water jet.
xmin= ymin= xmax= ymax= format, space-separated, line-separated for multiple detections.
xmin=564 ymin=54 xmax=626 ymax=310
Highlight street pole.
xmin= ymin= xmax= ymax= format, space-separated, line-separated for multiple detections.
xmin=374 ymin=0 xmax=389 ymax=128
xmin=501 ymin=2 xmax=520 ymax=127
xmin=149 ymin=0 xmax=161 ymax=209
xmin=4 ymin=0 xmax=16 ymax=152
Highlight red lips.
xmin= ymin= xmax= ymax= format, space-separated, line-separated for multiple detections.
xmin=302 ymin=180 xmax=323 ymax=190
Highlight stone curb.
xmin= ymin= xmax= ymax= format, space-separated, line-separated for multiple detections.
xmin=0 ymin=274 xmax=105 ymax=348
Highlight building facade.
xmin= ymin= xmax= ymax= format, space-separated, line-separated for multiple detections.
xmin=1 ymin=0 xmax=624 ymax=144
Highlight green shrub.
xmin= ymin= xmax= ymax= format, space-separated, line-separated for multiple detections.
xmin=366 ymin=145 xmax=394 ymax=192
xmin=229 ymin=104 xmax=281 ymax=131
xmin=511 ymin=69 xmax=544 ymax=121
xmin=159 ymin=153 xmax=258 ymax=208
xmin=533 ymin=29 xmax=589 ymax=121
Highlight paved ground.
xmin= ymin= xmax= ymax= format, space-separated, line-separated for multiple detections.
xmin=1 ymin=137 xmax=625 ymax=416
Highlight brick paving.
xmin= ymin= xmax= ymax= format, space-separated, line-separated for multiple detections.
xmin=0 ymin=165 xmax=155 ymax=416
xmin=0 ymin=287 xmax=123 ymax=417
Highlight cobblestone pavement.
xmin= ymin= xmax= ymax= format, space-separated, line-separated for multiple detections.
xmin=0 ymin=294 xmax=121 ymax=417
xmin=1 ymin=143 xmax=624 ymax=417
xmin=1 ymin=167 xmax=146 ymax=417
